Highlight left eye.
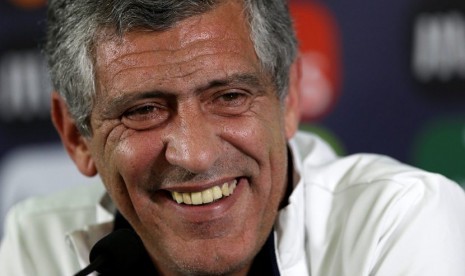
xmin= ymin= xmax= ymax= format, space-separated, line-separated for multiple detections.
xmin=209 ymin=91 xmax=251 ymax=115
xmin=219 ymin=92 xmax=244 ymax=103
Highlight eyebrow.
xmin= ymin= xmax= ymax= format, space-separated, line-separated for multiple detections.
xmin=100 ymin=72 xmax=264 ymax=117
xmin=195 ymin=73 xmax=263 ymax=93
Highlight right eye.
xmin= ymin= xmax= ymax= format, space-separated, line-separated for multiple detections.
xmin=121 ymin=103 xmax=169 ymax=130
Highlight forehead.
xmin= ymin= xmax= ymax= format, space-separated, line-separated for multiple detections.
xmin=93 ymin=0 xmax=260 ymax=90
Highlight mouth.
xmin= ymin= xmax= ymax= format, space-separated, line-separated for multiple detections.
xmin=170 ymin=179 xmax=238 ymax=206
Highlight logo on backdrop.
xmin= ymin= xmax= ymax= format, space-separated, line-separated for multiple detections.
xmin=8 ymin=0 xmax=46 ymax=9
xmin=410 ymin=0 xmax=465 ymax=94
xmin=0 ymin=51 xmax=52 ymax=121
xmin=289 ymin=1 xmax=342 ymax=122
xmin=412 ymin=118 xmax=465 ymax=188
xmin=0 ymin=1 xmax=50 ymax=121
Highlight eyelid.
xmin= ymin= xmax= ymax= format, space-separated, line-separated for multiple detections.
xmin=208 ymin=89 xmax=253 ymax=115
xmin=121 ymin=102 xmax=170 ymax=130
xmin=124 ymin=103 xmax=158 ymax=116
xmin=212 ymin=88 xmax=251 ymax=99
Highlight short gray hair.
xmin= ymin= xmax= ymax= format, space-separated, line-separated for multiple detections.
xmin=45 ymin=0 xmax=297 ymax=136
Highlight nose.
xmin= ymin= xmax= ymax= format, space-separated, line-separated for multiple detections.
xmin=163 ymin=106 xmax=221 ymax=174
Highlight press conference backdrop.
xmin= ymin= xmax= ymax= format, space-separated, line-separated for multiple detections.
xmin=0 ymin=0 xmax=464 ymax=227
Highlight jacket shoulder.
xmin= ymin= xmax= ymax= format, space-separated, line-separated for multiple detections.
xmin=11 ymin=182 xmax=106 ymax=218
xmin=302 ymin=153 xmax=465 ymax=275
xmin=0 ymin=183 xmax=109 ymax=275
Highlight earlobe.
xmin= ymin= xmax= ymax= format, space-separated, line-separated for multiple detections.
xmin=51 ymin=92 xmax=98 ymax=177
xmin=284 ymin=57 xmax=302 ymax=140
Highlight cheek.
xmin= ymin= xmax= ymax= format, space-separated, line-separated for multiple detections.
xmin=222 ymin=104 xmax=286 ymax=166
xmin=221 ymin=115 xmax=288 ymax=240
xmin=93 ymin=128 xmax=164 ymax=210
xmin=113 ymin=131 xmax=164 ymax=186
xmin=221 ymin=105 xmax=288 ymax=192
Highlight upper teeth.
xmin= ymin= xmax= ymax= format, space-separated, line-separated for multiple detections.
xmin=171 ymin=179 xmax=237 ymax=205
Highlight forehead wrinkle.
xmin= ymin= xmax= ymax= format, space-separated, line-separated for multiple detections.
xmin=109 ymin=48 xmax=255 ymax=90
xmin=100 ymin=47 xmax=217 ymax=87
xmin=98 ymin=26 xmax=246 ymax=71
xmin=117 ymin=39 xmax=238 ymax=66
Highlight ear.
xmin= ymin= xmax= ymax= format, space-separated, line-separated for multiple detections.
xmin=284 ymin=56 xmax=302 ymax=140
xmin=51 ymin=92 xmax=97 ymax=177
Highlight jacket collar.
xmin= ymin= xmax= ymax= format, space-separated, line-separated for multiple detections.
xmin=66 ymin=192 xmax=115 ymax=270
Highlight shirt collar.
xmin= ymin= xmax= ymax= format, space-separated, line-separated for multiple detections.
xmin=66 ymin=191 xmax=115 ymax=271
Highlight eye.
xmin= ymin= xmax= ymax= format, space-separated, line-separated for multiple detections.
xmin=210 ymin=90 xmax=252 ymax=115
xmin=219 ymin=92 xmax=245 ymax=104
xmin=121 ymin=103 xmax=169 ymax=130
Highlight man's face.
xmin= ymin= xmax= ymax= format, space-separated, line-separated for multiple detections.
xmin=83 ymin=1 xmax=297 ymax=275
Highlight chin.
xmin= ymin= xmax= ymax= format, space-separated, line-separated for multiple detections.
xmin=169 ymin=253 xmax=252 ymax=276
xmin=152 ymin=236 xmax=259 ymax=276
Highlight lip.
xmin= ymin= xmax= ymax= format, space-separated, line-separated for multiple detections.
xmin=154 ymin=177 xmax=247 ymax=223
xmin=164 ymin=177 xmax=239 ymax=194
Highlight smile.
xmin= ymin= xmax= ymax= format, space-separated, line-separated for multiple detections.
xmin=170 ymin=179 xmax=237 ymax=205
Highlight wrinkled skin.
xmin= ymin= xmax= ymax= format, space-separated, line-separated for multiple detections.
xmin=52 ymin=1 xmax=300 ymax=275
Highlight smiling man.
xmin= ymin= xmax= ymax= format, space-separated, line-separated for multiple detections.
xmin=77 ymin=1 xmax=296 ymax=274
xmin=1 ymin=0 xmax=465 ymax=275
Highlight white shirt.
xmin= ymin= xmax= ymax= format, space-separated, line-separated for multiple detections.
xmin=1 ymin=131 xmax=465 ymax=275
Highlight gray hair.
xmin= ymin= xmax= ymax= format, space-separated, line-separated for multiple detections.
xmin=45 ymin=0 xmax=297 ymax=136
